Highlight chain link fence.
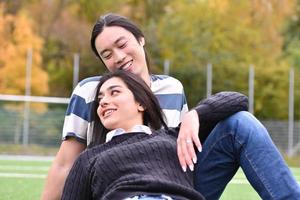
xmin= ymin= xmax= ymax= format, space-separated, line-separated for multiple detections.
xmin=0 ymin=101 xmax=300 ymax=155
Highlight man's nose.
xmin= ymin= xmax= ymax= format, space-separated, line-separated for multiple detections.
xmin=114 ymin=50 xmax=126 ymax=65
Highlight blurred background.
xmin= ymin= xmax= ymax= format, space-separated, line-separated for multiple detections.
xmin=0 ymin=0 xmax=300 ymax=155
xmin=1 ymin=0 xmax=300 ymax=199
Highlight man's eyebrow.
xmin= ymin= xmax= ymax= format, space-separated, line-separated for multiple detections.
xmin=99 ymin=36 xmax=126 ymax=56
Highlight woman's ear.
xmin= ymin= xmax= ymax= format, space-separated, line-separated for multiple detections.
xmin=137 ymin=104 xmax=145 ymax=112
xmin=139 ymin=37 xmax=145 ymax=46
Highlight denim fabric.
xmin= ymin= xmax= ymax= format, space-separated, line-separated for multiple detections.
xmin=194 ymin=111 xmax=300 ymax=200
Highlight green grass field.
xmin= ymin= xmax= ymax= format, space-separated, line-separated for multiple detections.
xmin=0 ymin=155 xmax=299 ymax=200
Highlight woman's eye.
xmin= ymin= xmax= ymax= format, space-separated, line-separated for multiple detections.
xmin=97 ymin=96 xmax=103 ymax=103
xmin=111 ymin=90 xmax=119 ymax=95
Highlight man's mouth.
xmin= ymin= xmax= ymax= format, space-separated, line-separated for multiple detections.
xmin=120 ymin=60 xmax=133 ymax=71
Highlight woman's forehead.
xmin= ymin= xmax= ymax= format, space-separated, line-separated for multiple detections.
xmin=100 ymin=77 xmax=126 ymax=92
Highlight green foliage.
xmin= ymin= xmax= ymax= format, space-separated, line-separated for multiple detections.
xmin=283 ymin=0 xmax=300 ymax=68
xmin=157 ymin=0 xmax=294 ymax=119
xmin=0 ymin=0 xmax=299 ymax=119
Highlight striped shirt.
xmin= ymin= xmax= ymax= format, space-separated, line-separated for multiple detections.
xmin=62 ymin=74 xmax=188 ymax=145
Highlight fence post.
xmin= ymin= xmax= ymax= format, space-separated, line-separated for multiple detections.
xmin=249 ymin=65 xmax=254 ymax=114
xmin=23 ymin=48 xmax=32 ymax=147
xmin=73 ymin=53 xmax=80 ymax=89
xmin=164 ymin=59 xmax=170 ymax=75
xmin=207 ymin=63 xmax=212 ymax=97
xmin=288 ymin=67 xmax=294 ymax=157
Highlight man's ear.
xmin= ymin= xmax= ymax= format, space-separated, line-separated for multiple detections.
xmin=139 ymin=37 xmax=145 ymax=46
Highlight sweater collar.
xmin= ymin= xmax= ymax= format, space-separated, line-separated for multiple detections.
xmin=105 ymin=125 xmax=152 ymax=143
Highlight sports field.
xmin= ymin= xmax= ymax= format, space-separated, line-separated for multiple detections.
xmin=0 ymin=155 xmax=299 ymax=200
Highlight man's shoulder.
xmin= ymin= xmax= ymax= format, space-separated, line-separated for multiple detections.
xmin=78 ymin=76 xmax=102 ymax=87
xmin=150 ymin=74 xmax=184 ymax=93
xmin=72 ymin=76 xmax=101 ymax=100
xmin=151 ymin=74 xmax=183 ymax=86
xmin=151 ymin=74 xmax=180 ymax=82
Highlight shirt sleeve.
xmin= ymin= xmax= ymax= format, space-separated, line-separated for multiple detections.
xmin=180 ymin=87 xmax=189 ymax=122
xmin=62 ymin=77 xmax=100 ymax=144
xmin=194 ymin=91 xmax=249 ymax=142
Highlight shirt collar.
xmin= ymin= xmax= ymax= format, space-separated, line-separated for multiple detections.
xmin=105 ymin=125 xmax=152 ymax=143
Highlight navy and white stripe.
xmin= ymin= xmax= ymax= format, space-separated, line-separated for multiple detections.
xmin=62 ymin=74 xmax=188 ymax=145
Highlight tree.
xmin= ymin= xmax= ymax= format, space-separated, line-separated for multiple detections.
xmin=282 ymin=0 xmax=300 ymax=119
xmin=0 ymin=4 xmax=48 ymax=96
xmin=156 ymin=0 xmax=294 ymax=119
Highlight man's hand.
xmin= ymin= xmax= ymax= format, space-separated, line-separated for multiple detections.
xmin=177 ymin=110 xmax=201 ymax=172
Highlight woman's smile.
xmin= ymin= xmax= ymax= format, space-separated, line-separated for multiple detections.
xmin=102 ymin=108 xmax=117 ymax=118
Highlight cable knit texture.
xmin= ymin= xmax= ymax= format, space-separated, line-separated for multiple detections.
xmin=61 ymin=91 xmax=248 ymax=200
xmin=62 ymin=130 xmax=205 ymax=200
xmin=195 ymin=91 xmax=248 ymax=142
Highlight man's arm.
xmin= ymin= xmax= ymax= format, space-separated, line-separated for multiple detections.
xmin=41 ymin=138 xmax=86 ymax=200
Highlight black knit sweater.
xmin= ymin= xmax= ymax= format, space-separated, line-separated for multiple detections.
xmin=61 ymin=92 xmax=248 ymax=200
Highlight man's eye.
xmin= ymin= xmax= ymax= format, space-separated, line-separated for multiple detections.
xmin=103 ymin=53 xmax=111 ymax=59
xmin=119 ymin=43 xmax=126 ymax=48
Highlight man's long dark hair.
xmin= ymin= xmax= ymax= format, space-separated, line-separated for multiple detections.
xmin=89 ymin=70 xmax=167 ymax=147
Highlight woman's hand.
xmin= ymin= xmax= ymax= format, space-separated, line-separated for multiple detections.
xmin=177 ymin=110 xmax=202 ymax=172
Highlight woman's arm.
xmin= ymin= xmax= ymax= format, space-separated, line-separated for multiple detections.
xmin=195 ymin=91 xmax=248 ymax=141
xmin=177 ymin=91 xmax=248 ymax=172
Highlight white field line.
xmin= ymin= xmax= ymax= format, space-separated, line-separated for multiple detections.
xmin=0 ymin=166 xmax=49 ymax=171
xmin=0 ymin=173 xmax=46 ymax=179
xmin=0 ymin=155 xmax=54 ymax=161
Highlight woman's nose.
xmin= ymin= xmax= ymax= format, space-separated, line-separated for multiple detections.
xmin=100 ymin=96 xmax=109 ymax=107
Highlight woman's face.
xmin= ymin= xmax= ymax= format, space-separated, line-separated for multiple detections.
xmin=95 ymin=26 xmax=149 ymax=83
xmin=97 ymin=77 xmax=144 ymax=131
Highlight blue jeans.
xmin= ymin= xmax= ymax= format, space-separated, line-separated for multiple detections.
xmin=194 ymin=111 xmax=300 ymax=200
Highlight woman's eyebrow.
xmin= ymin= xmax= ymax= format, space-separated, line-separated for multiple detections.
xmin=98 ymin=85 xmax=122 ymax=96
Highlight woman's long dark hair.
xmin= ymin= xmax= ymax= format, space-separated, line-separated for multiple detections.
xmin=90 ymin=13 xmax=151 ymax=69
xmin=89 ymin=70 xmax=167 ymax=147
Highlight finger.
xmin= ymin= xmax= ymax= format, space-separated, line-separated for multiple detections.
xmin=177 ymin=140 xmax=187 ymax=172
xmin=186 ymin=138 xmax=197 ymax=164
xmin=191 ymin=132 xmax=202 ymax=153
xmin=181 ymin=137 xmax=194 ymax=171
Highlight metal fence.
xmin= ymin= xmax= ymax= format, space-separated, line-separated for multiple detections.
xmin=0 ymin=99 xmax=300 ymax=156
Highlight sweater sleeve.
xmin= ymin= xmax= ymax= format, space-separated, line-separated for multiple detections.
xmin=194 ymin=91 xmax=248 ymax=142
xmin=61 ymin=153 xmax=92 ymax=200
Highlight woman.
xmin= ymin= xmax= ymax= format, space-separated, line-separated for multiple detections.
xmin=62 ymin=71 xmax=300 ymax=200
xmin=61 ymin=70 xmax=242 ymax=200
